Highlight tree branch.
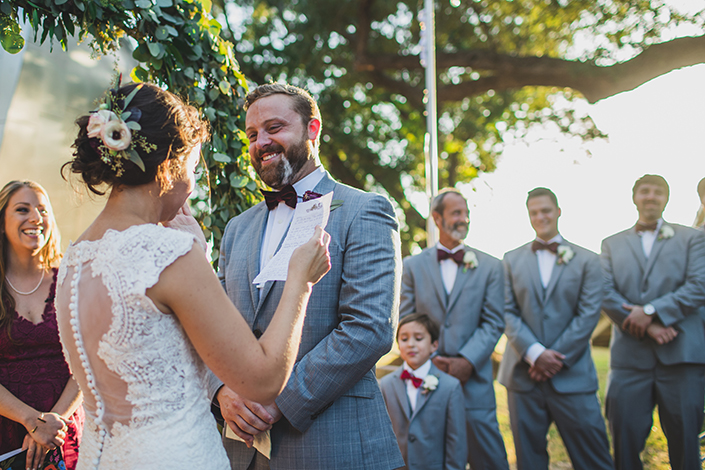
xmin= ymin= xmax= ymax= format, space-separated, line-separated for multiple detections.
xmin=356 ymin=35 xmax=705 ymax=103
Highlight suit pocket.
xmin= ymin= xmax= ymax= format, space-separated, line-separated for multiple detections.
xmin=341 ymin=374 xmax=377 ymax=399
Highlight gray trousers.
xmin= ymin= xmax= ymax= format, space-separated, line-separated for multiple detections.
xmin=223 ymin=437 xmax=269 ymax=470
xmin=606 ymin=363 xmax=705 ymax=470
xmin=466 ymin=407 xmax=510 ymax=470
xmin=507 ymin=382 xmax=613 ymax=470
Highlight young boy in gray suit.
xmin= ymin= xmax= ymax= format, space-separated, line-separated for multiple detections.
xmin=380 ymin=313 xmax=467 ymax=470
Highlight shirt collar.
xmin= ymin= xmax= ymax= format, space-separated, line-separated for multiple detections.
xmin=437 ymin=242 xmax=464 ymax=254
xmin=534 ymin=234 xmax=563 ymax=245
xmin=292 ymin=166 xmax=325 ymax=196
xmin=403 ymin=359 xmax=432 ymax=379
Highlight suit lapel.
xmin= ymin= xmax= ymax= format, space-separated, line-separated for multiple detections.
xmin=625 ymin=230 xmax=647 ymax=272
xmin=543 ymin=245 xmax=568 ymax=303
xmin=643 ymin=225 xmax=668 ymax=282
xmin=447 ymin=247 xmax=472 ymax=312
xmin=390 ymin=369 xmax=412 ymax=419
xmin=423 ymin=249 xmax=448 ymax=308
xmin=248 ymin=204 xmax=269 ymax=315
xmin=523 ymin=245 xmax=545 ymax=307
xmin=410 ymin=364 xmax=439 ymax=420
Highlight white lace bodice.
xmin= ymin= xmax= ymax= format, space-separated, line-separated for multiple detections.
xmin=56 ymin=224 xmax=229 ymax=469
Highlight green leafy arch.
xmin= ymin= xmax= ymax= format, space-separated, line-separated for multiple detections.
xmin=1 ymin=0 xmax=258 ymax=263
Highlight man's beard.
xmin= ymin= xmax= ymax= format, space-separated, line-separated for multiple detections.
xmin=442 ymin=218 xmax=469 ymax=241
xmin=252 ymin=134 xmax=311 ymax=189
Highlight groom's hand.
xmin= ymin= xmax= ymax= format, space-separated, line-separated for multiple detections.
xmin=217 ymin=387 xmax=277 ymax=447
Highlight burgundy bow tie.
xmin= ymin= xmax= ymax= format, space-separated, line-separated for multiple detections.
xmin=437 ymin=249 xmax=464 ymax=265
xmin=261 ymin=185 xmax=298 ymax=210
xmin=635 ymin=221 xmax=658 ymax=232
xmin=531 ymin=241 xmax=559 ymax=253
xmin=400 ymin=369 xmax=423 ymax=388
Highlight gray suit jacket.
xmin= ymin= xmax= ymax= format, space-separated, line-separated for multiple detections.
xmin=498 ymin=240 xmax=602 ymax=394
xmin=380 ymin=364 xmax=467 ymax=470
xmin=601 ymin=222 xmax=705 ymax=369
xmin=215 ymin=172 xmax=404 ymax=469
xmin=399 ymin=246 xmax=505 ymax=409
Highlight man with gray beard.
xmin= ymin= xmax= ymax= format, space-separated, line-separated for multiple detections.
xmin=399 ymin=189 xmax=509 ymax=470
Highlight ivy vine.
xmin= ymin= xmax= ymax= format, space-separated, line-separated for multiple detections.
xmin=1 ymin=0 xmax=259 ymax=265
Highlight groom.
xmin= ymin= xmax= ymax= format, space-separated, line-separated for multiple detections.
xmin=210 ymin=83 xmax=404 ymax=470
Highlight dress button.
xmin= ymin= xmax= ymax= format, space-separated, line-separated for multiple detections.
xmin=409 ymin=434 xmax=416 ymax=442
xmin=253 ymin=329 xmax=263 ymax=339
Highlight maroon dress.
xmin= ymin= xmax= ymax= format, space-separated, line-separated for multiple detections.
xmin=0 ymin=269 xmax=84 ymax=469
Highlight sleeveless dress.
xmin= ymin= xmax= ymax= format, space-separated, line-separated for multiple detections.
xmin=0 ymin=269 xmax=84 ymax=469
xmin=55 ymin=224 xmax=229 ymax=469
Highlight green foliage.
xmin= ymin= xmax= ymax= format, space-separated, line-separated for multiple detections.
xmin=2 ymin=0 xmax=260 ymax=265
xmin=213 ymin=0 xmax=704 ymax=254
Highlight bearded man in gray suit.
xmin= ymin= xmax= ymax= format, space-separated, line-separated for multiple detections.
xmin=399 ymin=188 xmax=509 ymax=470
xmin=211 ymin=83 xmax=404 ymax=470
xmin=498 ymin=188 xmax=613 ymax=470
xmin=601 ymin=174 xmax=705 ymax=470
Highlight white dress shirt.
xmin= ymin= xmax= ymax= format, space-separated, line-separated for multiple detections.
xmin=524 ymin=234 xmax=564 ymax=366
xmin=638 ymin=218 xmax=663 ymax=258
xmin=436 ymin=242 xmax=464 ymax=294
xmin=402 ymin=359 xmax=431 ymax=412
xmin=258 ymin=167 xmax=326 ymax=287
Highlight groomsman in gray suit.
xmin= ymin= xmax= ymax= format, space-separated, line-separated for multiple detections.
xmin=498 ymin=187 xmax=613 ymax=470
xmin=601 ymin=174 xmax=705 ymax=470
xmin=211 ymin=83 xmax=404 ymax=470
xmin=400 ymin=188 xmax=509 ymax=470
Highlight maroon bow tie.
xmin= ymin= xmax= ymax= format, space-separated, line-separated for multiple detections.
xmin=531 ymin=241 xmax=559 ymax=253
xmin=400 ymin=369 xmax=423 ymax=388
xmin=261 ymin=185 xmax=298 ymax=210
xmin=635 ymin=221 xmax=658 ymax=232
xmin=437 ymin=249 xmax=464 ymax=265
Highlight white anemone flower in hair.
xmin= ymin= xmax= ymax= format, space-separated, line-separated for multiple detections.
xmin=101 ymin=117 xmax=132 ymax=151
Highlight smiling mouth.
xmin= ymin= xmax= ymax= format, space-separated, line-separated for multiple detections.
xmin=261 ymin=152 xmax=283 ymax=163
xmin=22 ymin=228 xmax=43 ymax=236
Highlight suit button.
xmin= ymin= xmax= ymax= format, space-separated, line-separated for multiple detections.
xmin=253 ymin=329 xmax=262 ymax=339
xmin=409 ymin=435 xmax=416 ymax=442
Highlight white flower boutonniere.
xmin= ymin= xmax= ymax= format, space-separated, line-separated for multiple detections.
xmin=658 ymin=224 xmax=675 ymax=240
xmin=556 ymin=245 xmax=574 ymax=265
xmin=421 ymin=375 xmax=439 ymax=395
xmin=462 ymin=251 xmax=478 ymax=272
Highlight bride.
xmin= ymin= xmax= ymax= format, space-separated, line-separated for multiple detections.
xmin=56 ymin=81 xmax=330 ymax=469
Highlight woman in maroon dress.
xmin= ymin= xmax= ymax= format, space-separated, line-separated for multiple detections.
xmin=0 ymin=180 xmax=84 ymax=470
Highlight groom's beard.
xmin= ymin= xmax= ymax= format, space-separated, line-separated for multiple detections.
xmin=442 ymin=217 xmax=469 ymax=242
xmin=253 ymin=133 xmax=312 ymax=189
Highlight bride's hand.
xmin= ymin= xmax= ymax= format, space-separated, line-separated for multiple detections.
xmin=288 ymin=226 xmax=331 ymax=286
xmin=163 ymin=202 xmax=208 ymax=252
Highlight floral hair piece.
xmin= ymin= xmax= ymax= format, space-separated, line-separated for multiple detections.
xmin=87 ymin=75 xmax=156 ymax=176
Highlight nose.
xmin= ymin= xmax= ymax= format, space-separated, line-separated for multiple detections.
xmin=254 ymin=132 xmax=272 ymax=150
xmin=28 ymin=207 xmax=41 ymax=222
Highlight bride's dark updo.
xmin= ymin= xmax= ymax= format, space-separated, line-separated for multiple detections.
xmin=65 ymin=82 xmax=209 ymax=195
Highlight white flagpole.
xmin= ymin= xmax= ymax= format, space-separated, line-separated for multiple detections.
xmin=422 ymin=0 xmax=439 ymax=246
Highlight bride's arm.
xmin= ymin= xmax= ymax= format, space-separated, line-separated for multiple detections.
xmin=148 ymin=227 xmax=330 ymax=405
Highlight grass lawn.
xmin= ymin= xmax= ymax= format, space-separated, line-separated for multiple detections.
xmin=494 ymin=346 xmax=674 ymax=470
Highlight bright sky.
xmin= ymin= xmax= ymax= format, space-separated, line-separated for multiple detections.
xmin=453 ymin=63 xmax=705 ymax=259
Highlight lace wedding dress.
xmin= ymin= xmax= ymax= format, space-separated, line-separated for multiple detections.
xmin=56 ymin=224 xmax=230 ymax=469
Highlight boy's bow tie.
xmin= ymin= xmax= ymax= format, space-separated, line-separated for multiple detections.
xmin=401 ymin=369 xmax=423 ymax=388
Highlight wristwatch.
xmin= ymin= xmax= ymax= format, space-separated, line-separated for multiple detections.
xmin=643 ymin=304 xmax=656 ymax=316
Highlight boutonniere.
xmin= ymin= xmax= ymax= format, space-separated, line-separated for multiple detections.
xmin=462 ymin=251 xmax=478 ymax=272
xmin=556 ymin=245 xmax=574 ymax=265
xmin=658 ymin=224 xmax=674 ymax=240
xmin=421 ymin=375 xmax=439 ymax=395
xmin=302 ymin=191 xmax=344 ymax=212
